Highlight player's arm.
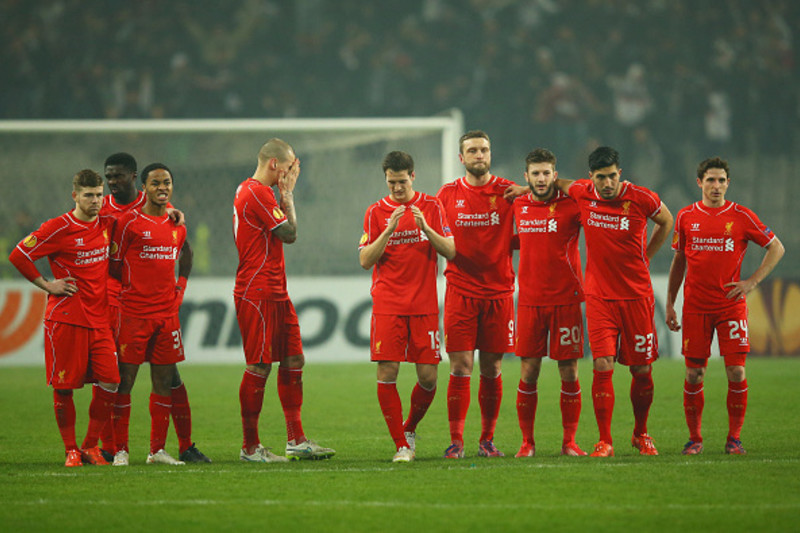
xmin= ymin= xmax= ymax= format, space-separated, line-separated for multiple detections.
xmin=166 ymin=207 xmax=185 ymax=226
xmin=665 ymin=249 xmax=686 ymax=332
xmin=8 ymin=248 xmax=77 ymax=296
xmin=273 ymin=158 xmax=300 ymax=244
xmin=410 ymin=205 xmax=456 ymax=260
xmin=724 ymin=236 xmax=785 ymax=299
xmin=503 ymin=183 xmax=529 ymax=201
xmin=359 ymin=206 xmax=405 ymax=269
xmin=553 ymin=177 xmax=575 ymax=194
xmin=646 ymin=202 xmax=673 ymax=260
xmin=175 ymin=240 xmax=192 ymax=309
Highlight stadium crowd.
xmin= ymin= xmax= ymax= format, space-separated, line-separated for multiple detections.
xmin=2 ymin=0 xmax=797 ymax=166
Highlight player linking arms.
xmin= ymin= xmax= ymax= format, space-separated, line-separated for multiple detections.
xmin=359 ymin=151 xmax=455 ymax=462
xmin=9 ymin=170 xmax=119 ymax=467
xmin=667 ymin=157 xmax=784 ymax=455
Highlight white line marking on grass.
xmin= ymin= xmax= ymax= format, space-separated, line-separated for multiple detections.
xmin=8 ymin=499 xmax=800 ymax=511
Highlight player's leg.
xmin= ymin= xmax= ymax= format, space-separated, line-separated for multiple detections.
xmin=629 ymin=364 xmax=657 ymax=455
xmin=681 ymin=311 xmax=714 ymax=455
xmin=585 ymin=296 xmax=617 ymax=456
xmin=99 ymin=304 xmax=122 ymax=461
xmin=477 ymin=351 xmax=504 ymax=457
xmin=147 ymin=362 xmax=182 ymax=464
xmin=402 ymin=314 xmax=440 ymax=450
xmin=558 ymin=359 xmax=585 ymax=456
xmin=443 ymin=287 xmax=478 ymax=458
xmin=516 ymin=357 xmax=541 ymax=457
xmin=80 ymin=328 xmax=119 ymax=465
xmin=235 ymin=297 xmax=272 ymax=457
xmin=376 ymin=361 xmax=408 ymax=451
xmin=724 ymin=359 xmax=748 ymax=455
xmin=552 ymin=303 xmax=586 ymax=456
xmin=44 ymin=321 xmax=82 ymax=466
xmin=403 ymin=363 xmax=437 ymax=454
xmin=475 ymin=296 xmax=514 ymax=457
xmin=53 ymin=389 xmax=80 ymax=466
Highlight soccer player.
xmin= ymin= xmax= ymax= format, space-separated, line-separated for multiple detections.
xmin=9 ymin=169 xmax=119 ymax=467
xmin=109 ymin=163 xmax=195 ymax=466
xmin=233 ymin=138 xmax=335 ymax=462
xmin=513 ymin=148 xmax=586 ymax=458
xmin=666 ymin=157 xmax=784 ymax=455
xmin=436 ymin=130 xmax=516 ymax=459
xmin=359 ymin=151 xmax=455 ymax=462
xmin=554 ymin=146 xmax=673 ymax=457
xmin=102 ymin=153 xmax=208 ymax=465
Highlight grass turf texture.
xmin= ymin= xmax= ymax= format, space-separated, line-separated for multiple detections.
xmin=1 ymin=358 xmax=798 ymax=532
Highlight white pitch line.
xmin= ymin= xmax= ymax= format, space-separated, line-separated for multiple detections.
xmin=7 ymin=499 xmax=800 ymax=511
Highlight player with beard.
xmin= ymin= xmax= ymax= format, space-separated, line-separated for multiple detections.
xmin=666 ymin=157 xmax=784 ymax=455
xmin=101 ymin=153 xmax=209 ymax=465
xmin=513 ymin=148 xmax=586 ymax=457
xmin=554 ymin=146 xmax=673 ymax=457
xmin=436 ymin=130 xmax=516 ymax=459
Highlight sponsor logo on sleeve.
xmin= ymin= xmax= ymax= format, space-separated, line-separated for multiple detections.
xmin=273 ymin=207 xmax=285 ymax=220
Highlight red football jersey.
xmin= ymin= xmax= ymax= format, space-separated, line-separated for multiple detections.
xmin=10 ymin=211 xmax=112 ymax=328
xmin=100 ymin=191 xmax=146 ymax=307
xmin=514 ymin=191 xmax=584 ymax=306
xmin=233 ymin=178 xmax=289 ymax=300
xmin=111 ymin=209 xmax=186 ymax=318
xmin=568 ymin=179 xmax=661 ymax=299
xmin=672 ymin=200 xmax=775 ymax=313
xmin=360 ymin=191 xmax=453 ymax=315
xmin=436 ymin=175 xmax=515 ymax=298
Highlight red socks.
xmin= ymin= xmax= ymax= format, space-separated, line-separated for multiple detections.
xmin=684 ymin=380 xmax=704 ymax=442
xmin=278 ymin=367 xmax=305 ymax=444
xmin=112 ymin=393 xmax=132 ymax=453
xmin=516 ymin=379 xmax=538 ymax=445
xmin=171 ymin=382 xmax=193 ymax=454
xmin=82 ymin=385 xmax=116 ymax=449
xmin=377 ymin=382 xmax=408 ymax=449
xmin=447 ymin=374 xmax=471 ymax=444
xmin=592 ymin=369 xmax=614 ymax=444
xmin=403 ymin=383 xmax=436 ymax=433
xmin=149 ymin=393 xmax=172 ymax=454
xmin=561 ymin=379 xmax=581 ymax=445
xmin=727 ymin=379 xmax=748 ymax=440
xmin=240 ymin=370 xmax=267 ymax=453
xmin=53 ymin=390 xmax=77 ymax=451
xmin=630 ymin=368 xmax=654 ymax=436
xmin=479 ymin=374 xmax=503 ymax=442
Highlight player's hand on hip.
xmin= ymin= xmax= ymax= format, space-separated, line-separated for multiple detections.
xmin=47 ymin=277 xmax=78 ymax=296
xmin=724 ymin=280 xmax=755 ymax=300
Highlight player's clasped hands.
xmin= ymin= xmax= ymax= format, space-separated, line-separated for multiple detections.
xmin=410 ymin=205 xmax=429 ymax=231
xmin=387 ymin=205 xmax=406 ymax=232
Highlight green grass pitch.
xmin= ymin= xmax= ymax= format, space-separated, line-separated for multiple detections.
xmin=1 ymin=357 xmax=798 ymax=532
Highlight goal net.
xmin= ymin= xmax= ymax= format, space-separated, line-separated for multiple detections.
xmin=0 ymin=111 xmax=464 ymax=278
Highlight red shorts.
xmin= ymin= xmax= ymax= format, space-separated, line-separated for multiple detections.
xmin=370 ymin=314 xmax=442 ymax=364
xmin=235 ymin=297 xmax=303 ymax=364
xmin=443 ymin=285 xmax=515 ymax=354
xmin=682 ymin=307 xmax=749 ymax=360
xmin=117 ymin=313 xmax=185 ymax=365
xmin=516 ymin=303 xmax=584 ymax=360
xmin=585 ymin=295 xmax=658 ymax=366
xmin=43 ymin=321 xmax=120 ymax=390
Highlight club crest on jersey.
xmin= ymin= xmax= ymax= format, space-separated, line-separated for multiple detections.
xmin=456 ymin=199 xmax=465 ymax=208
xmin=359 ymin=233 xmax=368 ymax=245
xmin=548 ymin=203 xmax=557 ymax=216
xmin=489 ymin=196 xmax=497 ymax=210
xmin=103 ymin=229 xmax=109 ymax=243
xmin=173 ymin=230 xmax=178 ymax=244
xmin=273 ymin=207 xmax=285 ymax=220
xmin=23 ymin=234 xmax=37 ymax=248
xmin=724 ymin=221 xmax=734 ymax=235
xmin=622 ymin=201 xmax=631 ymax=214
